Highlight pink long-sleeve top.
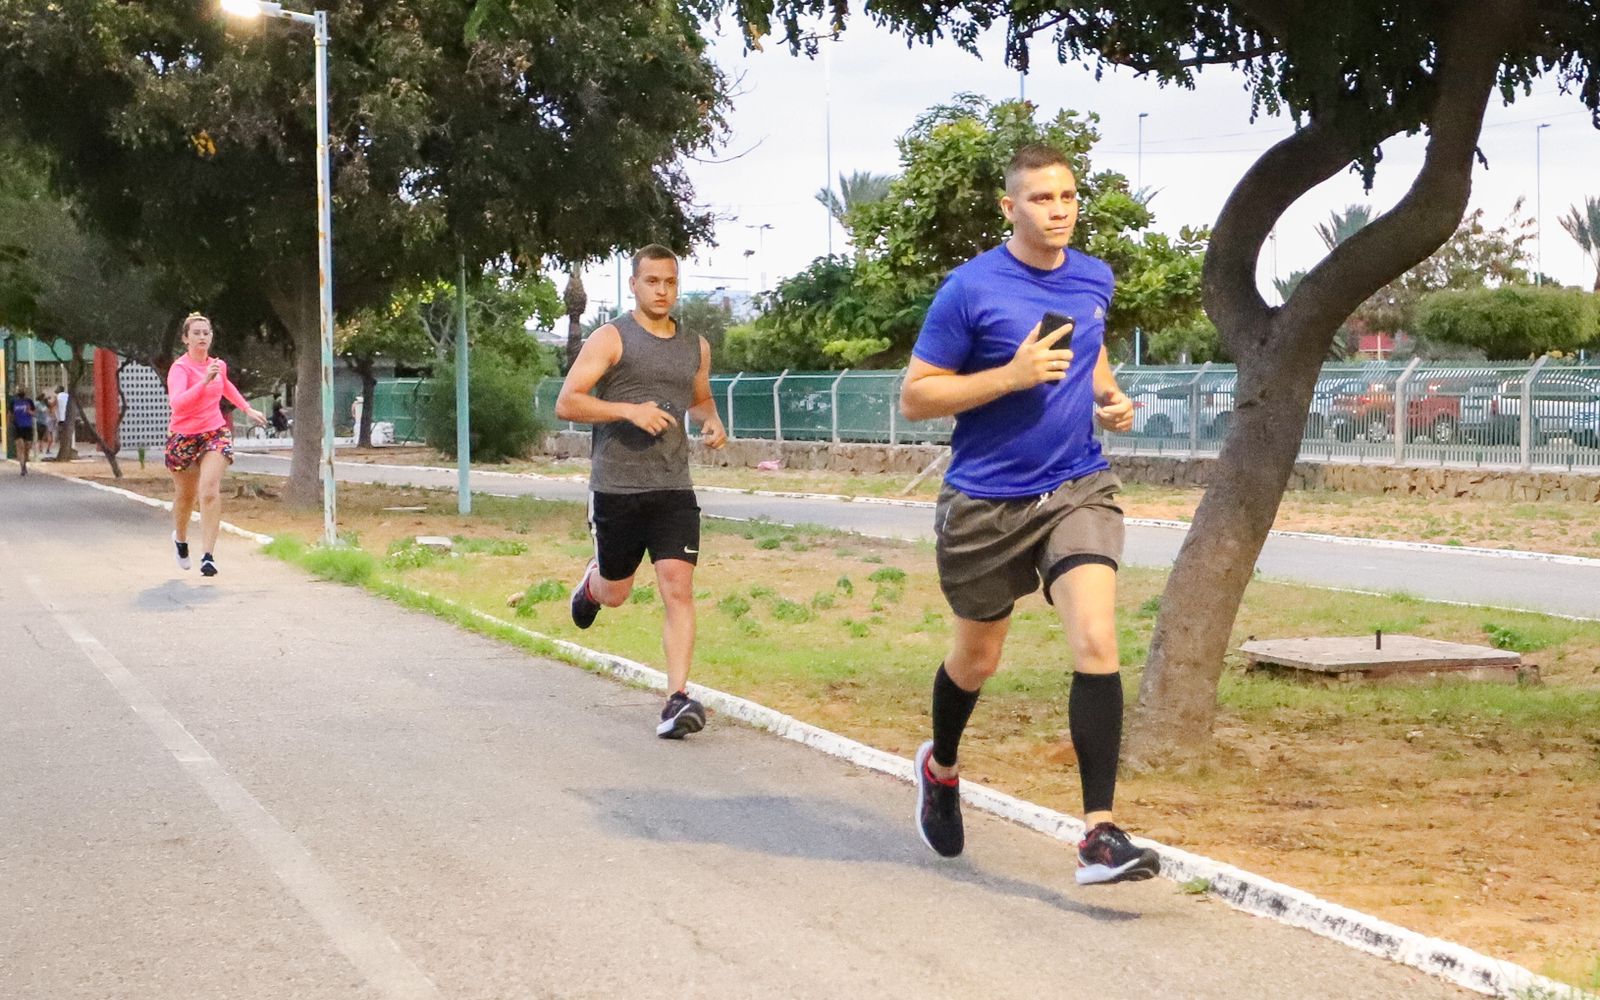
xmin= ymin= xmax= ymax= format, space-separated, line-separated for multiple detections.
xmin=167 ymin=355 xmax=250 ymax=435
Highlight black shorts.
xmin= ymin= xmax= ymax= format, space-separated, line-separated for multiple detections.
xmin=589 ymin=489 xmax=701 ymax=581
xmin=10 ymin=424 xmax=34 ymax=442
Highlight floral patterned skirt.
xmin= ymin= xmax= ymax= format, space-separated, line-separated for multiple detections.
xmin=165 ymin=427 xmax=234 ymax=472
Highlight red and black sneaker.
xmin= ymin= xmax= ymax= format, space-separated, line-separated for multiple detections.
xmin=914 ymin=740 xmax=964 ymax=858
xmin=1076 ymin=821 xmax=1160 ymax=885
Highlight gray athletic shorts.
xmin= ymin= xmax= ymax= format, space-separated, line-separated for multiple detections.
xmin=934 ymin=469 xmax=1125 ymax=622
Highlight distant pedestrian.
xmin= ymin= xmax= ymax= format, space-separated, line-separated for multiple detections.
xmin=165 ymin=314 xmax=267 ymax=577
xmin=38 ymin=390 xmax=58 ymax=456
xmin=9 ymin=387 xmax=36 ymax=474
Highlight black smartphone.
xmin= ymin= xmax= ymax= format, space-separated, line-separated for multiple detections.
xmin=1041 ymin=311 xmax=1074 ymax=338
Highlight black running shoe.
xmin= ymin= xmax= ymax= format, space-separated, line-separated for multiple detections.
xmin=173 ymin=532 xmax=191 ymax=571
xmin=914 ymin=740 xmax=964 ymax=858
xmin=1076 ymin=821 xmax=1161 ymax=885
xmin=570 ymin=562 xmax=601 ymax=629
xmin=656 ymin=690 xmax=706 ymax=739
xmin=200 ymin=553 xmax=218 ymax=577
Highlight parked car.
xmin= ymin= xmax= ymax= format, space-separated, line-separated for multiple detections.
xmin=1130 ymin=374 xmax=1236 ymax=440
xmin=1330 ymin=373 xmax=1487 ymax=444
xmin=1459 ymin=373 xmax=1600 ymax=445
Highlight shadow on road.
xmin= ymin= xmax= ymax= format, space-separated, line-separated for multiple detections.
xmin=135 ymin=580 xmax=225 ymax=611
xmin=577 ymin=787 xmax=1139 ymax=923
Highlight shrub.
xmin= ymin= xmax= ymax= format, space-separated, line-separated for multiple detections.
xmin=422 ymin=355 xmax=546 ymax=462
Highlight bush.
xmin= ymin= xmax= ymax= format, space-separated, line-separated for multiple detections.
xmin=1414 ymin=285 xmax=1599 ymax=359
xmin=422 ymin=355 xmax=546 ymax=462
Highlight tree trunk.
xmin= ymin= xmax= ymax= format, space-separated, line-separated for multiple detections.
xmin=67 ymin=394 xmax=122 ymax=478
xmin=1125 ymin=0 xmax=1521 ymax=763
xmin=563 ymin=266 xmax=587 ymax=372
xmin=52 ymin=345 xmax=84 ymax=462
xmin=266 ymin=274 xmax=324 ymax=508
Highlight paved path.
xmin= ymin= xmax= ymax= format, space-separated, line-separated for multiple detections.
xmin=0 ymin=472 xmax=1472 ymax=999
xmin=235 ymin=453 xmax=1600 ymax=619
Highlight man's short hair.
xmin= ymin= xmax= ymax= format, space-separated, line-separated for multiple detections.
xmin=1005 ymin=144 xmax=1074 ymax=193
xmin=631 ymin=244 xmax=678 ymax=274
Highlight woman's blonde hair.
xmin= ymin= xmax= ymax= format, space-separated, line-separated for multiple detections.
xmin=180 ymin=312 xmax=212 ymax=339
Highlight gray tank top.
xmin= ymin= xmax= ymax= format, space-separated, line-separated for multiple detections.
xmin=589 ymin=312 xmax=701 ymax=493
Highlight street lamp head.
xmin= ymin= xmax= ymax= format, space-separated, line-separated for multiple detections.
xmin=220 ymin=0 xmax=288 ymax=19
xmin=1138 ymin=111 xmax=1149 ymax=119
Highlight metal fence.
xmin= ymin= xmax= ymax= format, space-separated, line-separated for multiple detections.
xmin=507 ymin=360 xmax=1600 ymax=474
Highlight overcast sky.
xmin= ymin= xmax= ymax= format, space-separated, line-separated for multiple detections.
xmin=579 ymin=18 xmax=1600 ymax=314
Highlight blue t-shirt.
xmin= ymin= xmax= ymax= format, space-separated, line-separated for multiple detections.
xmin=912 ymin=245 xmax=1113 ymax=499
xmin=10 ymin=395 xmax=34 ymax=429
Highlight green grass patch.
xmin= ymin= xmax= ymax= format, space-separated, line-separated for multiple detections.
xmin=451 ymin=535 xmax=529 ymax=556
xmin=629 ymin=584 xmax=657 ymax=605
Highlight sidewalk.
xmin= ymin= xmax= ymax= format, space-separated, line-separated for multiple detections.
xmin=0 ymin=471 xmax=1479 ymax=999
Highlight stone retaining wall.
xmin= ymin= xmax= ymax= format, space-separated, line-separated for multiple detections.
xmin=539 ymin=431 xmax=1600 ymax=502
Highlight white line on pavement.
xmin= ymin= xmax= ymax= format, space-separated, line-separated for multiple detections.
xmin=11 ymin=551 xmax=442 ymax=1000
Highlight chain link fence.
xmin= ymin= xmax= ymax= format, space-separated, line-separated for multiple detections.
xmin=394 ymin=360 xmax=1600 ymax=474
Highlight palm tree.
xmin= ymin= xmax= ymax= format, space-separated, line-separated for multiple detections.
xmin=1315 ymin=204 xmax=1374 ymax=251
xmin=1559 ymin=196 xmax=1600 ymax=291
xmin=814 ymin=170 xmax=894 ymax=229
xmin=563 ymin=265 xmax=587 ymax=372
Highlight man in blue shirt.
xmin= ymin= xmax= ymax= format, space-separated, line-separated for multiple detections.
xmin=10 ymin=387 xmax=36 ymax=475
xmin=900 ymin=144 xmax=1159 ymax=885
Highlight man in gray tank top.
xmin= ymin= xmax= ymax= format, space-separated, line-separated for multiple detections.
xmin=555 ymin=245 xmax=728 ymax=738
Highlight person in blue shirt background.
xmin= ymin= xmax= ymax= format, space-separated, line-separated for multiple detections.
xmin=900 ymin=143 xmax=1159 ymax=885
xmin=10 ymin=387 xmax=36 ymax=475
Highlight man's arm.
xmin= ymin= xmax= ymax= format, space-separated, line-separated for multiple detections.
xmin=900 ymin=320 xmax=1075 ymax=422
xmin=554 ymin=324 xmax=676 ymax=435
xmin=686 ymin=337 xmax=726 ymax=448
xmin=1092 ymin=345 xmax=1134 ymax=433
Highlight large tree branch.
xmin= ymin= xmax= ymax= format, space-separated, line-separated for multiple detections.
xmin=1282 ymin=0 xmax=1533 ymax=340
xmin=1204 ymin=99 xmax=1385 ymax=345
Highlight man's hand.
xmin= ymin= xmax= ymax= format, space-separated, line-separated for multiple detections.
xmin=626 ymin=401 xmax=678 ymax=436
xmin=1004 ymin=319 xmax=1074 ymax=391
xmin=698 ymin=413 xmax=728 ymax=450
xmin=1094 ymin=386 xmax=1135 ymax=433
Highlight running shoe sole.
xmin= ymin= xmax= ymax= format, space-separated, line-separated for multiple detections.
xmin=1076 ymin=850 xmax=1161 ymax=885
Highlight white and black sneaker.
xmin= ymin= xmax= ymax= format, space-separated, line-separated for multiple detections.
xmin=914 ymin=740 xmax=964 ymax=858
xmin=570 ymin=562 xmax=602 ymax=629
xmin=1076 ymin=821 xmax=1161 ymax=885
xmin=656 ymin=690 xmax=706 ymax=739
xmin=173 ymin=532 xmax=191 ymax=571
xmin=199 ymin=553 xmax=218 ymax=578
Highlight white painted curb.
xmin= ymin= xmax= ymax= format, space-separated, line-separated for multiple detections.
xmin=48 ymin=470 xmax=274 ymax=545
xmin=54 ymin=466 xmax=1593 ymax=999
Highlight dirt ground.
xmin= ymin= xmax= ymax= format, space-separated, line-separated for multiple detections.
xmin=340 ymin=446 xmax=1600 ymax=560
xmin=49 ymin=461 xmax=1600 ymax=989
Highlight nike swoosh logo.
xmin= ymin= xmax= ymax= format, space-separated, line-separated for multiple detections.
xmin=683 ymin=547 xmax=698 ymax=554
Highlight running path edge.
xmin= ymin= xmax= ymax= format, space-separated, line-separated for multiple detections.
xmin=47 ymin=467 xmax=1590 ymax=1000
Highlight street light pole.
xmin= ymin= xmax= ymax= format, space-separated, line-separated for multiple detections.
xmin=745 ymin=223 xmax=773 ymax=293
xmin=1536 ymin=122 xmax=1550 ymax=286
xmin=1137 ymin=111 xmax=1149 ymax=192
xmin=221 ymin=0 xmax=337 ymax=546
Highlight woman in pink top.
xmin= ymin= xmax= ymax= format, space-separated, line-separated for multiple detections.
xmin=165 ymin=313 xmax=266 ymax=577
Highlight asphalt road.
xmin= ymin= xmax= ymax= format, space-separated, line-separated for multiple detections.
xmin=234 ymin=452 xmax=1600 ymax=619
xmin=0 ymin=471 xmax=1471 ymax=999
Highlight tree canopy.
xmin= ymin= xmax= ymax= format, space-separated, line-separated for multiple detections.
xmin=0 ymin=0 xmax=730 ymax=500
xmin=727 ymin=95 xmax=1207 ymax=370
